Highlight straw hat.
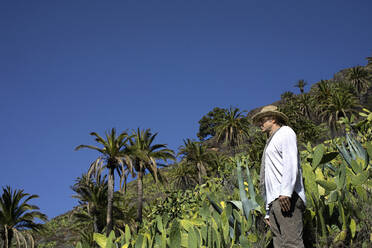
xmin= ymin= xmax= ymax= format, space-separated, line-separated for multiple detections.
xmin=252 ymin=105 xmax=288 ymax=125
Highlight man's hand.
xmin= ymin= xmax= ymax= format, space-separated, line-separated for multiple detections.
xmin=278 ymin=195 xmax=291 ymax=212
xmin=264 ymin=218 xmax=270 ymax=226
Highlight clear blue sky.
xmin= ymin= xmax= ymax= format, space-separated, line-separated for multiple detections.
xmin=1 ymin=0 xmax=371 ymax=220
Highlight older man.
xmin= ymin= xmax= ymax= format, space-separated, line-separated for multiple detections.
xmin=252 ymin=105 xmax=306 ymax=248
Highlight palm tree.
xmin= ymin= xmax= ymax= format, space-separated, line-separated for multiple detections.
xmin=171 ymin=162 xmax=198 ymax=190
xmin=312 ymin=80 xmax=332 ymax=120
xmin=316 ymin=80 xmax=332 ymax=100
xmin=112 ymin=193 xmax=137 ymax=233
xmin=75 ymin=128 xmax=133 ymax=235
xmin=294 ymin=79 xmax=307 ymax=94
xmin=333 ymin=81 xmax=357 ymax=96
xmin=178 ymin=139 xmax=213 ymax=185
xmin=126 ymin=128 xmax=175 ymax=224
xmin=280 ymin=91 xmax=295 ymax=103
xmin=366 ymin=55 xmax=372 ymax=72
xmin=215 ymin=107 xmax=250 ymax=148
xmin=346 ymin=66 xmax=371 ymax=96
xmin=0 ymin=186 xmax=47 ymax=248
xmin=72 ymin=172 xmax=108 ymax=233
xmin=208 ymin=152 xmax=229 ymax=178
xmin=319 ymin=91 xmax=360 ymax=135
xmin=296 ymin=93 xmax=314 ymax=119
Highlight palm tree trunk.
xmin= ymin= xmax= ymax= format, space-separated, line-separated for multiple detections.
xmin=137 ymin=169 xmax=144 ymax=225
xmin=3 ymin=226 xmax=8 ymax=248
xmin=106 ymin=167 xmax=114 ymax=236
xmin=197 ymin=170 xmax=202 ymax=185
xmin=87 ymin=204 xmax=99 ymax=234
xmin=4 ymin=227 xmax=12 ymax=248
xmin=93 ymin=213 xmax=99 ymax=234
xmin=197 ymin=162 xmax=206 ymax=184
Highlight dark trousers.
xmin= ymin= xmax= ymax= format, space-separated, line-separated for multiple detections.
xmin=269 ymin=193 xmax=305 ymax=248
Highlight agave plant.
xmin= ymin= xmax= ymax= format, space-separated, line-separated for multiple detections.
xmin=207 ymin=156 xmax=264 ymax=246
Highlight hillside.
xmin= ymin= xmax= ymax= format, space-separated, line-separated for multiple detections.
xmin=32 ymin=61 xmax=372 ymax=248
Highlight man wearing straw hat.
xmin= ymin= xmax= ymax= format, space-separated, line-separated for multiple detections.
xmin=252 ymin=105 xmax=306 ymax=248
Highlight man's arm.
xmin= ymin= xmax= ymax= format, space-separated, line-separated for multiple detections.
xmin=279 ymin=127 xmax=298 ymax=211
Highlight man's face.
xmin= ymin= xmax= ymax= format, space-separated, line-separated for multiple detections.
xmin=259 ymin=117 xmax=275 ymax=133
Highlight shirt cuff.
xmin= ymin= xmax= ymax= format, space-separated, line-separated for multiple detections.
xmin=265 ymin=209 xmax=270 ymax=219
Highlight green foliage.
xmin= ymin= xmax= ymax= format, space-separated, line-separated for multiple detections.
xmin=178 ymin=139 xmax=212 ymax=185
xmin=198 ymin=107 xmax=227 ymax=141
xmin=75 ymin=128 xmax=133 ymax=235
xmin=0 ymin=186 xmax=47 ymax=248
xmin=71 ymin=171 xmax=108 ymax=234
xmin=82 ymin=156 xmax=269 ymax=248
xmin=126 ymin=128 xmax=176 ymax=224
xmin=278 ymin=96 xmax=327 ymax=144
xmin=355 ymin=108 xmax=372 ymax=143
xmin=71 ymin=127 xmax=372 ymax=248
xmin=346 ymin=66 xmax=371 ymax=96
xmin=38 ymin=241 xmax=58 ymax=248
xmin=147 ymin=190 xmax=201 ymax=222
xmin=35 ymin=211 xmax=81 ymax=247
xmin=214 ymin=107 xmax=251 ymax=148
xmin=208 ymin=156 xmax=267 ymax=247
xmin=301 ymin=133 xmax=372 ymax=247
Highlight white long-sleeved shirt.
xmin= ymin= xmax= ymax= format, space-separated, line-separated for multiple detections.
xmin=264 ymin=126 xmax=306 ymax=214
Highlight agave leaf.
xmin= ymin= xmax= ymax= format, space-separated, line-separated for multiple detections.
xmin=336 ymin=163 xmax=346 ymax=190
xmin=220 ymin=207 xmax=230 ymax=244
xmin=337 ymin=144 xmax=352 ymax=168
xmin=237 ymin=161 xmax=259 ymax=221
xmin=347 ymin=133 xmax=367 ymax=162
xmin=353 ymin=159 xmax=363 ymax=174
xmin=245 ymin=161 xmax=257 ymax=202
xmin=227 ymin=201 xmax=242 ymax=211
